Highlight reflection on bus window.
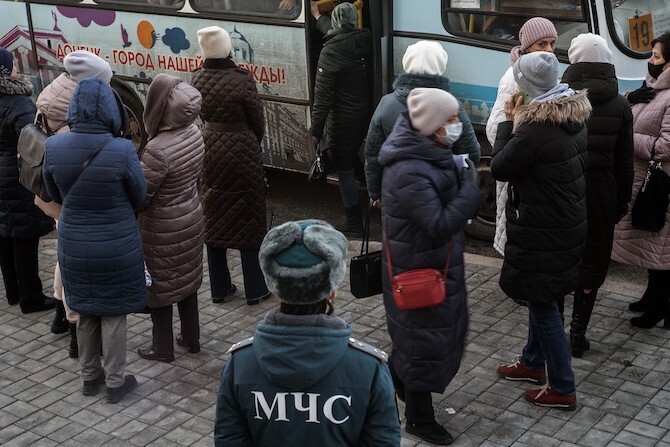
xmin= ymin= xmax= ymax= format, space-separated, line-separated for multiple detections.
xmin=610 ymin=0 xmax=670 ymax=53
xmin=443 ymin=0 xmax=588 ymax=52
xmin=96 ymin=0 xmax=187 ymax=8
xmin=194 ymin=0 xmax=300 ymax=18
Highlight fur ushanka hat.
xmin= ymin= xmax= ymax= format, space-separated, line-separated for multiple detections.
xmin=259 ymin=220 xmax=348 ymax=305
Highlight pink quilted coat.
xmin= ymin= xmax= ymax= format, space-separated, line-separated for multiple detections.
xmin=612 ymin=70 xmax=670 ymax=270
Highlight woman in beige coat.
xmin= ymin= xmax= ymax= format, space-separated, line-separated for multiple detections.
xmin=137 ymin=74 xmax=205 ymax=362
xmin=35 ymin=50 xmax=113 ymax=357
xmin=612 ymin=31 xmax=670 ymax=328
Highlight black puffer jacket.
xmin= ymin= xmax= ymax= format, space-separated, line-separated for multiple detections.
xmin=0 ymin=76 xmax=53 ymax=239
xmin=562 ymin=63 xmax=634 ymax=289
xmin=191 ymin=58 xmax=266 ymax=250
xmin=491 ymin=90 xmax=591 ymax=303
xmin=378 ymin=112 xmax=483 ymax=393
xmin=311 ymin=28 xmax=371 ymax=161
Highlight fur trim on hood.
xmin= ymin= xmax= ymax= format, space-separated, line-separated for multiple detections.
xmin=0 ymin=75 xmax=33 ymax=96
xmin=513 ymin=89 xmax=591 ymax=133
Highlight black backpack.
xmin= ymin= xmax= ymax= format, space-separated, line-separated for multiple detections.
xmin=17 ymin=113 xmax=67 ymax=202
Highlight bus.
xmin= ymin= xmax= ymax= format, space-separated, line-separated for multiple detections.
xmin=0 ymin=0 xmax=658 ymax=240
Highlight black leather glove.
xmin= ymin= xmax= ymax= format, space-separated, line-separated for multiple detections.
xmin=628 ymin=82 xmax=656 ymax=104
xmin=461 ymin=158 xmax=479 ymax=187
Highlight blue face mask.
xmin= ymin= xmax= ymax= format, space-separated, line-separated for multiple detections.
xmin=435 ymin=122 xmax=462 ymax=146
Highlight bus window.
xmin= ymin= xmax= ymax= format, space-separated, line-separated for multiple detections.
xmin=609 ymin=0 xmax=670 ymax=53
xmin=95 ymin=0 xmax=186 ymax=8
xmin=193 ymin=0 xmax=301 ymax=19
xmin=443 ymin=0 xmax=589 ymax=53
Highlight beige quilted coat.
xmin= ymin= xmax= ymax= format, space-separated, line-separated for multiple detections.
xmin=138 ymin=74 xmax=205 ymax=308
xmin=191 ymin=57 xmax=266 ymax=249
xmin=612 ymin=70 xmax=670 ymax=270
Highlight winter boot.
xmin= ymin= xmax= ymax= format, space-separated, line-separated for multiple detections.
xmin=68 ymin=323 xmax=79 ymax=359
xmin=338 ymin=206 xmax=364 ymax=239
xmin=570 ymin=289 xmax=596 ymax=358
xmin=51 ymin=300 xmax=69 ymax=334
xmin=630 ymin=270 xmax=656 ymax=312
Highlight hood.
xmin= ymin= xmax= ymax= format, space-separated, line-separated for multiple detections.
xmin=323 ymin=28 xmax=371 ymax=61
xmin=143 ymin=74 xmax=202 ymax=139
xmin=513 ymin=89 xmax=592 ymax=134
xmin=0 ymin=75 xmax=33 ymax=96
xmin=36 ymin=73 xmax=77 ymax=124
xmin=378 ymin=111 xmax=456 ymax=169
xmin=647 ymin=65 xmax=670 ymax=90
xmin=561 ymin=62 xmax=617 ymax=106
xmin=253 ymin=311 xmax=351 ymax=388
xmin=66 ymin=77 xmax=122 ymax=134
xmin=392 ymin=73 xmax=450 ymax=105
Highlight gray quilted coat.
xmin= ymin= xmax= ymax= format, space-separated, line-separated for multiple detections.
xmin=139 ymin=74 xmax=205 ymax=308
xmin=191 ymin=57 xmax=266 ymax=249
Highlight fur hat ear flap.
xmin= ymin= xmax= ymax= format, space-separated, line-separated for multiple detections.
xmin=259 ymin=220 xmax=348 ymax=305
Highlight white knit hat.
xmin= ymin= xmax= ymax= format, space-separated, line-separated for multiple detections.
xmin=197 ymin=26 xmax=232 ymax=59
xmin=402 ymin=41 xmax=449 ymax=76
xmin=63 ymin=50 xmax=112 ymax=83
xmin=568 ymin=33 xmax=613 ymax=64
xmin=407 ymin=88 xmax=460 ymax=136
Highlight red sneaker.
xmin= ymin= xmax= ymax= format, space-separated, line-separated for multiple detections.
xmin=496 ymin=356 xmax=546 ymax=384
xmin=525 ymin=384 xmax=576 ymax=411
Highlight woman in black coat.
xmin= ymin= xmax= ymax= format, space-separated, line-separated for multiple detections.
xmin=492 ymin=52 xmax=591 ymax=411
xmin=561 ymin=33 xmax=634 ymax=358
xmin=310 ymin=2 xmax=371 ymax=237
xmin=379 ymin=87 xmax=483 ymax=445
xmin=0 ymin=47 xmax=54 ymax=314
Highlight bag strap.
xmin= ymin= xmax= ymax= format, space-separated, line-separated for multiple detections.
xmin=360 ymin=203 xmax=374 ymax=256
xmin=383 ymin=215 xmax=455 ymax=281
xmin=65 ymin=136 xmax=113 ymax=197
xmin=35 ymin=112 xmax=68 ymax=135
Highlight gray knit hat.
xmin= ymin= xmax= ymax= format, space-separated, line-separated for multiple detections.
xmin=259 ymin=220 xmax=348 ymax=305
xmin=64 ymin=50 xmax=113 ymax=83
xmin=513 ymin=52 xmax=559 ymax=99
xmin=407 ymin=87 xmax=460 ymax=136
xmin=568 ymin=33 xmax=613 ymax=64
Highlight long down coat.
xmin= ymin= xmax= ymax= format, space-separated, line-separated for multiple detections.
xmin=191 ymin=58 xmax=266 ymax=250
xmin=561 ymin=62 xmax=634 ymax=289
xmin=0 ymin=75 xmax=53 ymax=239
xmin=139 ymin=74 xmax=205 ymax=308
xmin=378 ymin=112 xmax=484 ymax=393
xmin=43 ymin=78 xmax=147 ymax=316
xmin=612 ymin=70 xmax=670 ymax=271
xmin=491 ymin=91 xmax=591 ymax=303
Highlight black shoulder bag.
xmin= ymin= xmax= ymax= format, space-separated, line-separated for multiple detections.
xmin=349 ymin=204 xmax=383 ymax=298
xmin=631 ymin=142 xmax=670 ymax=232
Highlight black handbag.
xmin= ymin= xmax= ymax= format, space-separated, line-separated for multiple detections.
xmin=349 ymin=204 xmax=383 ymax=298
xmin=631 ymin=144 xmax=670 ymax=232
xmin=307 ymin=138 xmax=329 ymax=184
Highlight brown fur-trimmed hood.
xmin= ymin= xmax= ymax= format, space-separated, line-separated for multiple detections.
xmin=513 ymin=89 xmax=591 ymax=133
xmin=0 ymin=75 xmax=33 ymax=96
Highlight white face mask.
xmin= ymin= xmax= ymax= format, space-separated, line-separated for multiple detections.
xmin=435 ymin=122 xmax=462 ymax=146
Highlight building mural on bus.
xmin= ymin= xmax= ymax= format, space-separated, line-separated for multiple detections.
xmin=0 ymin=1 xmax=311 ymax=171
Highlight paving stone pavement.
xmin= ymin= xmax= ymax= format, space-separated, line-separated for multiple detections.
xmin=0 ymin=238 xmax=666 ymax=446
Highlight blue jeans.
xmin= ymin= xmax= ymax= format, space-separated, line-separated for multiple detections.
xmin=337 ymin=169 xmax=359 ymax=208
xmin=521 ymin=300 xmax=575 ymax=395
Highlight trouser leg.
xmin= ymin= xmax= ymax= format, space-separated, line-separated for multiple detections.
xmin=177 ymin=293 xmax=199 ymax=344
xmin=405 ymin=391 xmax=434 ymax=424
xmin=337 ymin=168 xmax=359 ymax=208
xmin=520 ymin=310 xmax=546 ymax=372
xmin=150 ymin=305 xmax=174 ymax=355
xmin=207 ymin=245 xmax=232 ymax=299
xmin=240 ymin=248 xmax=269 ymax=300
xmin=101 ymin=315 xmax=127 ymax=389
xmin=0 ymin=237 xmax=19 ymax=304
xmin=78 ymin=315 xmax=103 ymax=381
xmin=13 ymin=238 xmax=46 ymax=309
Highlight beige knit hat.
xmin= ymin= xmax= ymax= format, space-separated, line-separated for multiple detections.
xmin=197 ymin=26 xmax=232 ymax=59
xmin=402 ymin=41 xmax=449 ymax=76
xmin=407 ymin=88 xmax=460 ymax=136
xmin=568 ymin=33 xmax=613 ymax=64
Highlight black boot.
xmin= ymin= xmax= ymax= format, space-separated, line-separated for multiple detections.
xmin=68 ymin=323 xmax=79 ymax=358
xmin=570 ymin=289 xmax=596 ymax=358
xmin=51 ymin=300 xmax=69 ymax=334
xmin=631 ymin=293 xmax=670 ymax=329
xmin=338 ymin=206 xmax=364 ymax=239
xmin=630 ymin=270 xmax=656 ymax=312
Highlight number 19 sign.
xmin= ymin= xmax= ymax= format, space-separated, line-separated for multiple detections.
xmin=629 ymin=14 xmax=653 ymax=52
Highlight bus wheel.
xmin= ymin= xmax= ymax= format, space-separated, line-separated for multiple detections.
xmin=112 ymin=80 xmax=147 ymax=151
xmin=464 ymin=157 xmax=496 ymax=242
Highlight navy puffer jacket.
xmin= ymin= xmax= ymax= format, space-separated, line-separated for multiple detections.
xmin=43 ymin=78 xmax=147 ymax=316
xmin=0 ymin=75 xmax=54 ymax=238
xmin=378 ymin=112 xmax=483 ymax=393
